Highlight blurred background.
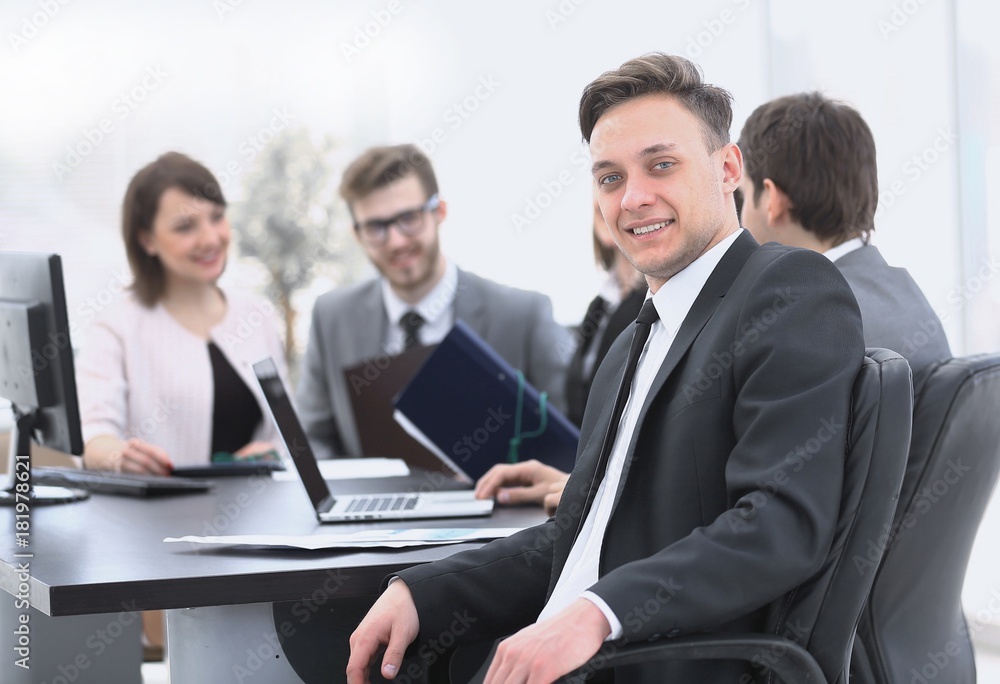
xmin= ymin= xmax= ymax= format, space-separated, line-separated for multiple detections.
xmin=2 ymin=0 xmax=999 ymax=668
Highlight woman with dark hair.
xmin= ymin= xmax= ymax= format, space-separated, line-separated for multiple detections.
xmin=76 ymin=152 xmax=287 ymax=474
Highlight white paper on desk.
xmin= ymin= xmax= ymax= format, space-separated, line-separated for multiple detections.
xmin=271 ymin=457 xmax=410 ymax=482
xmin=163 ymin=528 xmax=521 ymax=550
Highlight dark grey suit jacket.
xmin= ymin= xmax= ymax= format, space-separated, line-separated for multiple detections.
xmin=296 ymin=268 xmax=573 ymax=460
xmin=398 ymin=233 xmax=865 ymax=682
xmin=835 ymin=245 xmax=950 ymax=395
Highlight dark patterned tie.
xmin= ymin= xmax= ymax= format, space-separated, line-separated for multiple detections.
xmin=399 ymin=311 xmax=426 ymax=351
xmin=577 ymin=298 xmax=660 ymax=528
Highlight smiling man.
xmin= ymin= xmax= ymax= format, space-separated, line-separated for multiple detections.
xmin=297 ymin=144 xmax=572 ymax=460
xmin=346 ymin=55 xmax=865 ymax=683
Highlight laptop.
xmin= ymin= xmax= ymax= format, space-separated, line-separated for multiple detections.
xmin=252 ymin=357 xmax=493 ymax=522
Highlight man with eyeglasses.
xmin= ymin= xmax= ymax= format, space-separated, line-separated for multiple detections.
xmin=297 ymin=144 xmax=573 ymax=460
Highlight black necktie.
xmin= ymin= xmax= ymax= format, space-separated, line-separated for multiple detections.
xmin=399 ymin=310 xmax=426 ymax=351
xmin=577 ymin=298 xmax=660 ymax=527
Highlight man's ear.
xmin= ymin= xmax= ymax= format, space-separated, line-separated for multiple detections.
xmin=720 ymin=143 xmax=743 ymax=193
xmin=434 ymin=198 xmax=448 ymax=223
xmin=763 ymin=179 xmax=793 ymax=226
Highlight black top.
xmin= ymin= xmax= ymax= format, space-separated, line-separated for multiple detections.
xmin=208 ymin=341 xmax=262 ymax=455
xmin=565 ymin=288 xmax=647 ymax=426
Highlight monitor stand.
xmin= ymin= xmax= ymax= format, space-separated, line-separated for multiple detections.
xmin=0 ymin=407 xmax=88 ymax=506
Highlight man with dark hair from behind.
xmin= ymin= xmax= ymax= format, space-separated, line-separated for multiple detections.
xmin=346 ymin=54 xmax=864 ymax=683
xmin=297 ymin=144 xmax=573 ymax=460
xmin=738 ymin=92 xmax=950 ymax=394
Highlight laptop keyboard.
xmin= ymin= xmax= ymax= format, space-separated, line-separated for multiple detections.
xmin=345 ymin=494 xmax=419 ymax=513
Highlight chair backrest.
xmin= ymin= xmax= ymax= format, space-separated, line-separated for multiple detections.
xmin=853 ymin=354 xmax=1000 ymax=684
xmin=759 ymin=349 xmax=913 ymax=683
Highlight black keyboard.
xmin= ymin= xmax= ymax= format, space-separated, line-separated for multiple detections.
xmin=32 ymin=467 xmax=214 ymax=497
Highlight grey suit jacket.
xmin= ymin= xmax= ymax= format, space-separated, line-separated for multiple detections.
xmin=296 ymin=268 xmax=573 ymax=460
xmin=835 ymin=245 xmax=950 ymax=395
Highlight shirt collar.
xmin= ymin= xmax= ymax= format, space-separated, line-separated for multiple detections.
xmin=822 ymin=236 xmax=865 ymax=264
xmin=381 ymin=259 xmax=459 ymax=326
xmin=651 ymin=228 xmax=744 ymax=336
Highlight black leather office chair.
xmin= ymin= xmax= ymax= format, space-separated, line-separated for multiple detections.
xmin=550 ymin=349 xmax=914 ymax=684
xmin=851 ymin=354 xmax=1000 ymax=684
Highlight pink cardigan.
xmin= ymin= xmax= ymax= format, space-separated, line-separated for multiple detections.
xmin=75 ymin=289 xmax=288 ymax=466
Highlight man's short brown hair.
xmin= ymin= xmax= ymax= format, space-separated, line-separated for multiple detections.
xmin=339 ymin=144 xmax=439 ymax=213
xmin=738 ymin=92 xmax=878 ymax=244
xmin=578 ymin=53 xmax=733 ymax=149
xmin=122 ymin=152 xmax=225 ymax=306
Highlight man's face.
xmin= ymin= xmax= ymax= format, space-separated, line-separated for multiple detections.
xmin=352 ymin=174 xmax=445 ymax=298
xmin=737 ymin=174 xmax=777 ymax=244
xmin=590 ymin=94 xmax=741 ymax=292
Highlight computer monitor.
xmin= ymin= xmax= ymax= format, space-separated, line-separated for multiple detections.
xmin=0 ymin=252 xmax=87 ymax=505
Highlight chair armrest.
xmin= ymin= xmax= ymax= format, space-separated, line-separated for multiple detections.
xmin=555 ymin=633 xmax=827 ymax=683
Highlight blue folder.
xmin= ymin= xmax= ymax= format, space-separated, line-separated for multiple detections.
xmin=392 ymin=321 xmax=580 ymax=483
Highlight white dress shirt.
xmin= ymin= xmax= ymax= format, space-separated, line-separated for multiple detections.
xmin=536 ymin=229 xmax=744 ymax=638
xmin=380 ymin=259 xmax=458 ymax=353
xmin=822 ymin=236 xmax=864 ymax=264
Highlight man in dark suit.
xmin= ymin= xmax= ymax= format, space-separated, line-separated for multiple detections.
xmin=297 ymin=144 xmax=573 ymax=460
xmin=737 ymin=92 xmax=951 ymax=395
xmin=346 ymin=54 xmax=864 ymax=683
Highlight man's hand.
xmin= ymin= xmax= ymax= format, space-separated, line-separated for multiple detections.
xmin=346 ymin=580 xmax=420 ymax=683
xmin=475 ymin=460 xmax=569 ymax=511
xmin=484 ymin=598 xmax=610 ymax=684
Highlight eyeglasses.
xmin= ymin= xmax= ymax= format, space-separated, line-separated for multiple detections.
xmin=354 ymin=194 xmax=441 ymax=246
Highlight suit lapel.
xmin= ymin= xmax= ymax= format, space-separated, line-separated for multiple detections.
xmin=453 ymin=269 xmax=489 ymax=336
xmin=350 ymin=280 xmax=388 ymax=364
xmin=609 ymin=231 xmax=758 ymax=511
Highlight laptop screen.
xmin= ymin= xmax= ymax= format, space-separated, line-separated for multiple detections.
xmin=252 ymin=358 xmax=332 ymax=509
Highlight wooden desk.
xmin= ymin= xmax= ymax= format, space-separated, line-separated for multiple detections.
xmin=0 ymin=471 xmax=545 ymax=683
